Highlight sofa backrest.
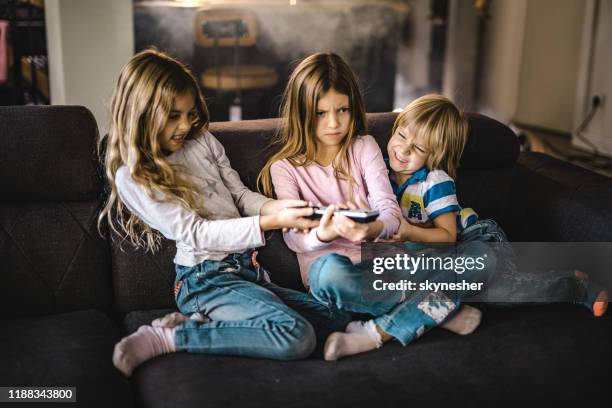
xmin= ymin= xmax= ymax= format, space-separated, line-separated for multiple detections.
xmin=0 ymin=106 xmax=114 ymax=318
xmin=111 ymin=111 xmax=519 ymax=313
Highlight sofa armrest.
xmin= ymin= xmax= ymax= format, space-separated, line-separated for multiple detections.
xmin=500 ymin=152 xmax=612 ymax=241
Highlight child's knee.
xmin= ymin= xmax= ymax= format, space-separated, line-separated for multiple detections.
xmin=460 ymin=241 xmax=498 ymax=284
xmin=279 ymin=316 xmax=316 ymax=360
xmin=309 ymin=253 xmax=354 ymax=297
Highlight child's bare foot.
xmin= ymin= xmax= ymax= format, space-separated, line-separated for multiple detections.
xmin=574 ymin=270 xmax=608 ymax=317
xmin=113 ymin=325 xmax=176 ymax=376
xmin=324 ymin=320 xmax=382 ymax=361
xmin=593 ymin=291 xmax=608 ymax=317
xmin=440 ymin=305 xmax=482 ymax=335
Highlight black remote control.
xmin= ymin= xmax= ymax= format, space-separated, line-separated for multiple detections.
xmin=307 ymin=207 xmax=380 ymax=223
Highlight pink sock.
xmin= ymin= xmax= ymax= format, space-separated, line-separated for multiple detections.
xmin=112 ymin=325 xmax=176 ymax=376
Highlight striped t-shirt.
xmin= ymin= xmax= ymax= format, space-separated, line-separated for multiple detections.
xmin=389 ymin=166 xmax=478 ymax=230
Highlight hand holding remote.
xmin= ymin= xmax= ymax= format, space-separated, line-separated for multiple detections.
xmin=315 ymin=205 xmax=340 ymax=242
xmin=333 ymin=197 xmax=383 ymax=242
xmin=260 ymin=199 xmax=319 ymax=233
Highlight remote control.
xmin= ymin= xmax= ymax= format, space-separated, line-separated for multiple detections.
xmin=308 ymin=206 xmax=380 ymax=223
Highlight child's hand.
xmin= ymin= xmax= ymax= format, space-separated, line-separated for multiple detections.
xmin=333 ymin=214 xmax=382 ymax=242
xmin=261 ymin=199 xmax=315 ymax=233
xmin=259 ymin=202 xmax=319 ymax=232
xmin=389 ymin=214 xmax=413 ymax=242
xmin=315 ymin=205 xmax=339 ymax=242
xmin=333 ymin=198 xmax=383 ymax=242
xmin=261 ymin=199 xmax=311 ymax=215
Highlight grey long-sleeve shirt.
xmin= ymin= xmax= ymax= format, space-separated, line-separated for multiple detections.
xmin=115 ymin=131 xmax=272 ymax=267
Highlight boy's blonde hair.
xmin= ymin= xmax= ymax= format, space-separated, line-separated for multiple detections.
xmin=257 ymin=52 xmax=367 ymax=197
xmin=98 ymin=49 xmax=210 ymax=252
xmin=392 ymin=94 xmax=468 ymax=179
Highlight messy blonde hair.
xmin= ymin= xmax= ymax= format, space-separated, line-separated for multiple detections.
xmin=98 ymin=49 xmax=210 ymax=252
xmin=392 ymin=94 xmax=468 ymax=179
xmin=257 ymin=52 xmax=367 ymax=197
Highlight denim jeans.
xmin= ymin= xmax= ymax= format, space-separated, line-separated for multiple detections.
xmin=459 ymin=219 xmax=585 ymax=305
xmin=309 ymin=240 xmax=498 ymax=346
xmin=173 ymin=251 xmax=351 ymax=360
xmin=309 ymin=219 xmax=591 ymax=347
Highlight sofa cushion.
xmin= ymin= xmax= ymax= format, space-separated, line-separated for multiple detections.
xmin=0 ymin=106 xmax=102 ymax=202
xmin=455 ymin=167 xmax=517 ymax=236
xmin=511 ymin=152 xmax=612 ymax=241
xmin=460 ymin=113 xmax=519 ymax=169
xmin=0 ymin=200 xmax=114 ymax=317
xmin=0 ymin=105 xmax=113 ymax=318
xmin=0 ymin=310 xmax=135 ymax=408
xmin=111 ymin=239 xmax=176 ymax=314
xmin=123 ymin=304 xmax=609 ymax=407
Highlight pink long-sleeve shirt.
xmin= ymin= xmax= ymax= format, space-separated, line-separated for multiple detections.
xmin=270 ymin=135 xmax=401 ymax=288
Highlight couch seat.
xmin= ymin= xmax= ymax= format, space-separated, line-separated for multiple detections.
xmin=0 ymin=310 xmax=135 ymax=408
xmin=124 ymin=304 xmax=611 ymax=407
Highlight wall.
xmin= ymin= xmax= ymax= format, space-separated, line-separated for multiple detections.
xmin=45 ymin=0 xmax=134 ymax=134
xmin=514 ymin=0 xmax=585 ymax=132
xmin=478 ymin=0 xmax=585 ymax=134
xmin=573 ymin=0 xmax=612 ymax=156
xmin=394 ymin=0 xmax=431 ymax=110
xmin=442 ymin=0 xmax=479 ymax=111
xmin=477 ymin=0 xmax=528 ymax=124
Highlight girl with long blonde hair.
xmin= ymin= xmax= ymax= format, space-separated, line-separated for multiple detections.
xmin=100 ymin=49 xmax=351 ymax=376
xmin=258 ymin=52 xmax=400 ymax=286
xmin=254 ymin=53 xmax=431 ymax=359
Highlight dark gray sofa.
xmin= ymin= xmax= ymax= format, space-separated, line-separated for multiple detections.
xmin=1 ymin=106 xmax=611 ymax=408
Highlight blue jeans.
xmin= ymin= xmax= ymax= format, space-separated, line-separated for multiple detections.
xmin=459 ymin=219 xmax=584 ymax=305
xmin=173 ymin=251 xmax=351 ymax=360
xmin=309 ymin=240 xmax=497 ymax=346
xmin=310 ymin=219 xmax=590 ymax=347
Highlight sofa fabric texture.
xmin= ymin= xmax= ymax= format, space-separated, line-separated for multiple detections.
xmin=0 ymin=106 xmax=101 ymax=201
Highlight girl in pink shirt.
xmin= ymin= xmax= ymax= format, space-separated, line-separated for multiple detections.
xmin=258 ymin=52 xmax=483 ymax=360
xmin=258 ymin=52 xmax=400 ymax=286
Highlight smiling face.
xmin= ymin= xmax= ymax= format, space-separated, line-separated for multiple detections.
xmin=314 ymin=88 xmax=351 ymax=150
xmin=159 ymin=91 xmax=196 ymax=154
xmin=387 ymin=125 xmax=430 ymax=181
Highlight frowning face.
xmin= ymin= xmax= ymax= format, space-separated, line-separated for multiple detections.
xmin=314 ymin=88 xmax=351 ymax=148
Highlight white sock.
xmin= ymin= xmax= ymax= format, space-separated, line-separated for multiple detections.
xmin=112 ymin=325 xmax=176 ymax=377
xmin=151 ymin=311 xmax=209 ymax=328
xmin=439 ymin=305 xmax=482 ymax=335
xmin=324 ymin=320 xmax=382 ymax=361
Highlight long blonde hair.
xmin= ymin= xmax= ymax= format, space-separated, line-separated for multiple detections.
xmin=98 ymin=49 xmax=210 ymax=252
xmin=257 ymin=52 xmax=367 ymax=197
xmin=392 ymin=94 xmax=468 ymax=179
